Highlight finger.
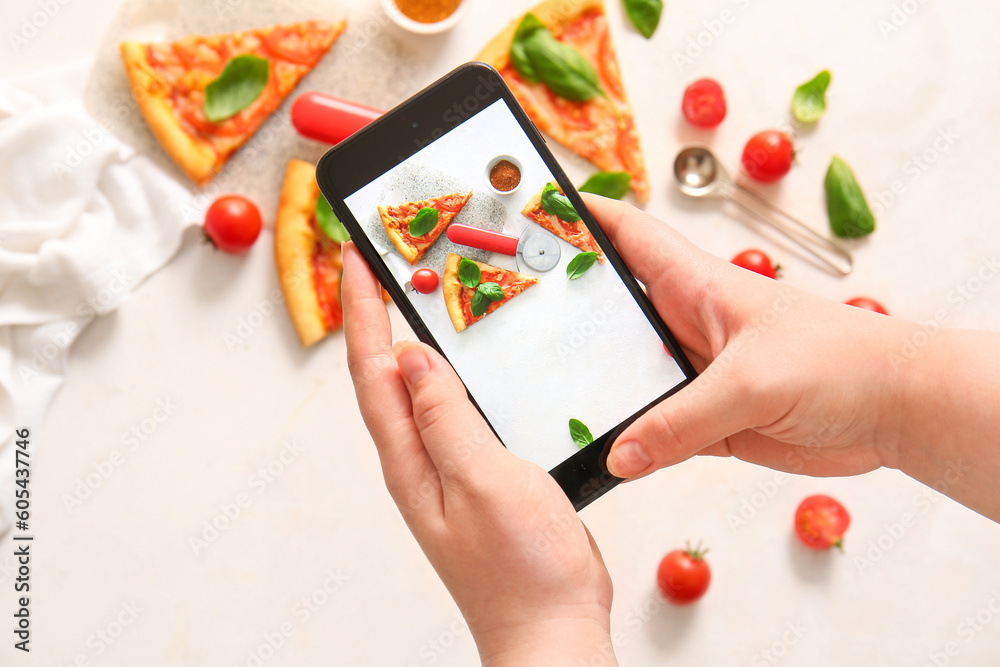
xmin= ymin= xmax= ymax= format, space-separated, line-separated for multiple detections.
xmin=341 ymin=243 xmax=440 ymax=505
xmin=393 ymin=341 xmax=508 ymax=485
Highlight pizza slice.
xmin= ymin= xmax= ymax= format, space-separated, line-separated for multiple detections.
xmin=522 ymin=182 xmax=605 ymax=263
xmin=443 ymin=253 xmax=538 ymax=333
xmin=477 ymin=0 xmax=649 ymax=202
xmin=120 ymin=20 xmax=345 ymax=186
xmin=378 ymin=192 xmax=472 ymax=265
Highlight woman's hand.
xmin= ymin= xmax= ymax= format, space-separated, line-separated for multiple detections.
xmin=341 ymin=243 xmax=617 ymax=667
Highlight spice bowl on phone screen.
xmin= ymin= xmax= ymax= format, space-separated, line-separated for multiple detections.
xmin=485 ymin=155 xmax=522 ymax=195
xmin=382 ymin=0 xmax=466 ymax=34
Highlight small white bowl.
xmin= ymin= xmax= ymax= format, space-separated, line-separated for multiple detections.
xmin=484 ymin=155 xmax=523 ymax=195
xmin=381 ymin=0 xmax=467 ymax=35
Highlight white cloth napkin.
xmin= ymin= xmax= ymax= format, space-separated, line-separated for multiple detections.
xmin=0 ymin=59 xmax=196 ymax=535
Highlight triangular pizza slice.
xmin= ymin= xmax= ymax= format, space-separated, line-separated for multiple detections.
xmin=120 ymin=20 xmax=345 ymax=185
xmin=443 ymin=254 xmax=538 ymax=333
xmin=521 ymin=182 xmax=605 ymax=262
xmin=378 ymin=192 xmax=472 ymax=265
xmin=477 ymin=0 xmax=650 ymax=201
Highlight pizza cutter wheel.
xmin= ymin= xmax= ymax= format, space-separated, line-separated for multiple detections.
xmin=447 ymin=224 xmax=561 ymax=273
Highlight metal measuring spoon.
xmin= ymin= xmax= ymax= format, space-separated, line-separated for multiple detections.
xmin=673 ymin=146 xmax=853 ymax=276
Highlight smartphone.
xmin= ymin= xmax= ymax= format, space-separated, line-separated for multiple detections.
xmin=316 ymin=62 xmax=696 ymax=509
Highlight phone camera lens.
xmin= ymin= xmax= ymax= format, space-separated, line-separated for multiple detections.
xmin=411 ymin=121 xmax=419 ymax=128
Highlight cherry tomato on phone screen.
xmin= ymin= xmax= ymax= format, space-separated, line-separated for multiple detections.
xmin=656 ymin=544 xmax=711 ymax=604
xmin=411 ymin=268 xmax=439 ymax=294
xmin=203 ymin=195 xmax=263 ymax=254
xmin=681 ymin=78 xmax=727 ymax=129
xmin=845 ymin=297 xmax=889 ymax=315
xmin=731 ymin=249 xmax=779 ymax=279
xmin=795 ymin=495 xmax=850 ymax=551
xmin=741 ymin=130 xmax=795 ymax=183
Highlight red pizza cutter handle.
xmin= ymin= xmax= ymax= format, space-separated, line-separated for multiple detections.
xmin=291 ymin=92 xmax=383 ymax=145
xmin=447 ymin=224 xmax=518 ymax=256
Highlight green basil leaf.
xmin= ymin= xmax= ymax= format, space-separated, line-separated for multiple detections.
xmin=566 ymin=251 xmax=598 ymax=280
xmin=510 ymin=13 xmax=546 ymax=82
xmin=540 ymin=183 xmax=581 ymax=221
xmin=792 ymin=70 xmax=832 ymax=124
xmin=569 ymin=418 xmax=594 ymax=448
xmin=825 ymin=156 xmax=875 ymax=238
xmin=477 ymin=281 xmax=505 ymax=302
xmin=458 ymin=258 xmax=481 ymax=290
xmin=522 ymin=29 xmax=604 ymax=102
xmin=203 ymin=54 xmax=270 ymax=123
xmin=470 ymin=290 xmax=490 ymax=317
xmin=315 ymin=194 xmax=350 ymax=243
xmin=408 ymin=207 xmax=439 ymax=237
xmin=579 ymin=171 xmax=631 ymax=200
xmin=624 ymin=0 xmax=663 ymax=39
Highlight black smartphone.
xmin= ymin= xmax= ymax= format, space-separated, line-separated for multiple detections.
xmin=316 ymin=62 xmax=696 ymax=510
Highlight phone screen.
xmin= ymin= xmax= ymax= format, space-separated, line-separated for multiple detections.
xmin=339 ymin=97 xmax=688 ymax=473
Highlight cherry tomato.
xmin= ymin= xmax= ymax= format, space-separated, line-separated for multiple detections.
xmin=795 ymin=495 xmax=850 ymax=551
xmin=681 ymin=78 xmax=727 ymax=129
xmin=741 ymin=130 xmax=795 ymax=183
xmin=656 ymin=544 xmax=711 ymax=605
xmin=731 ymin=249 xmax=779 ymax=279
xmin=203 ymin=195 xmax=262 ymax=254
xmin=845 ymin=297 xmax=889 ymax=315
xmin=411 ymin=268 xmax=439 ymax=294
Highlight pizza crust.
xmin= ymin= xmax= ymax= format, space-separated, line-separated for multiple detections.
xmin=443 ymin=253 xmax=468 ymax=333
xmin=275 ymin=159 xmax=328 ymax=347
xmin=119 ymin=42 xmax=219 ymax=185
xmin=378 ymin=205 xmax=420 ymax=264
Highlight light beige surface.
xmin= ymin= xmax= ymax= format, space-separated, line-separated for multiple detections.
xmin=3 ymin=0 xmax=1000 ymax=665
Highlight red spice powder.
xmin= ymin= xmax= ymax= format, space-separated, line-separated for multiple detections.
xmin=489 ymin=160 xmax=521 ymax=192
xmin=394 ymin=0 xmax=462 ymax=24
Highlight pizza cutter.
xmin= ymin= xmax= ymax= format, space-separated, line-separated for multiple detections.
xmin=447 ymin=224 xmax=561 ymax=272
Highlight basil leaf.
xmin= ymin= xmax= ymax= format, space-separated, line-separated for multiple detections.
xmin=315 ymin=195 xmax=350 ymax=243
xmin=408 ymin=207 xmax=439 ymax=237
xmin=477 ymin=281 xmax=505 ymax=301
xmin=470 ymin=290 xmax=490 ymax=317
xmin=569 ymin=418 xmax=594 ymax=448
xmin=203 ymin=54 xmax=269 ymax=123
xmin=522 ymin=29 xmax=603 ymax=102
xmin=825 ymin=156 xmax=875 ymax=238
xmin=510 ymin=13 xmax=546 ymax=82
xmin=579 ymin=171 xmax=631 ymax=200
xmin=540 ymin=183 xmax=581 ymax=221
xmin=792 ymin=70 xmax=831 ymax=124
xmin=624 ymin=0 xmax=663 ymax=39
xmin=566 ymin=251 xmax=598 ymax=280
xmin=458 ymin=258 xmax=481 ymax=289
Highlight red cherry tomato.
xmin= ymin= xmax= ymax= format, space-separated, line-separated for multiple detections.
xmin=657 ymin=544 xmax=711 ymax=605
xmin=741 ymin=130 xmax=795 ymax=183
xmin=795 ymin=495 xmax=850 ymax=551
xmin=845 ymin=297 xmax=889 ymax=315
xmin=731 ymin=249 xmax=779 ymax=279
xmin=203 ymin=195 xmax=262 ymax=254
xmin=681 ymin=78 xmax=727 ymax=129
xmin=411 ymin=268 xmax=439 ymax=294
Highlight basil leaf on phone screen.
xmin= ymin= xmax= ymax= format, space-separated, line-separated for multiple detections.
xmin=522 ymin=29 xmax=604 ymax=102
xmin=566 ymin=251 xmax=598 ymax=280
xmin=408 ymin=207 xmax=439 ymax=237
xmin=315 ymin=195 xmax=350 ymax=243
xmin=470 ymin=290 xmax=490 ymax=317
xmin=458 ymin=258 xmax=481 ymax=289
xmin=510 ymin=13 xmax=546 ymax=82
xmin=624 ymin=0 xmax=663 ymax=38
xmin=569 ymin=418 xmax=594 ymax=448
xmin=825 ymin=156 xmax=875 ymax=238
xmin=792 ymin=70 xmax=831 ymax=124
xmin=579 ymin=171 xmax=631 ymax=200
xmin=477 ymin=282 xmax=505 ymax=301
xmin=203 ymin=54 xmax=269 ymax=122
xmin=540 ymin=183 xmax=581 ymax=221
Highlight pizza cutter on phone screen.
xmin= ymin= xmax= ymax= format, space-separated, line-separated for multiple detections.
xmin=447 ymin=224 xmax=561 ymax=272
